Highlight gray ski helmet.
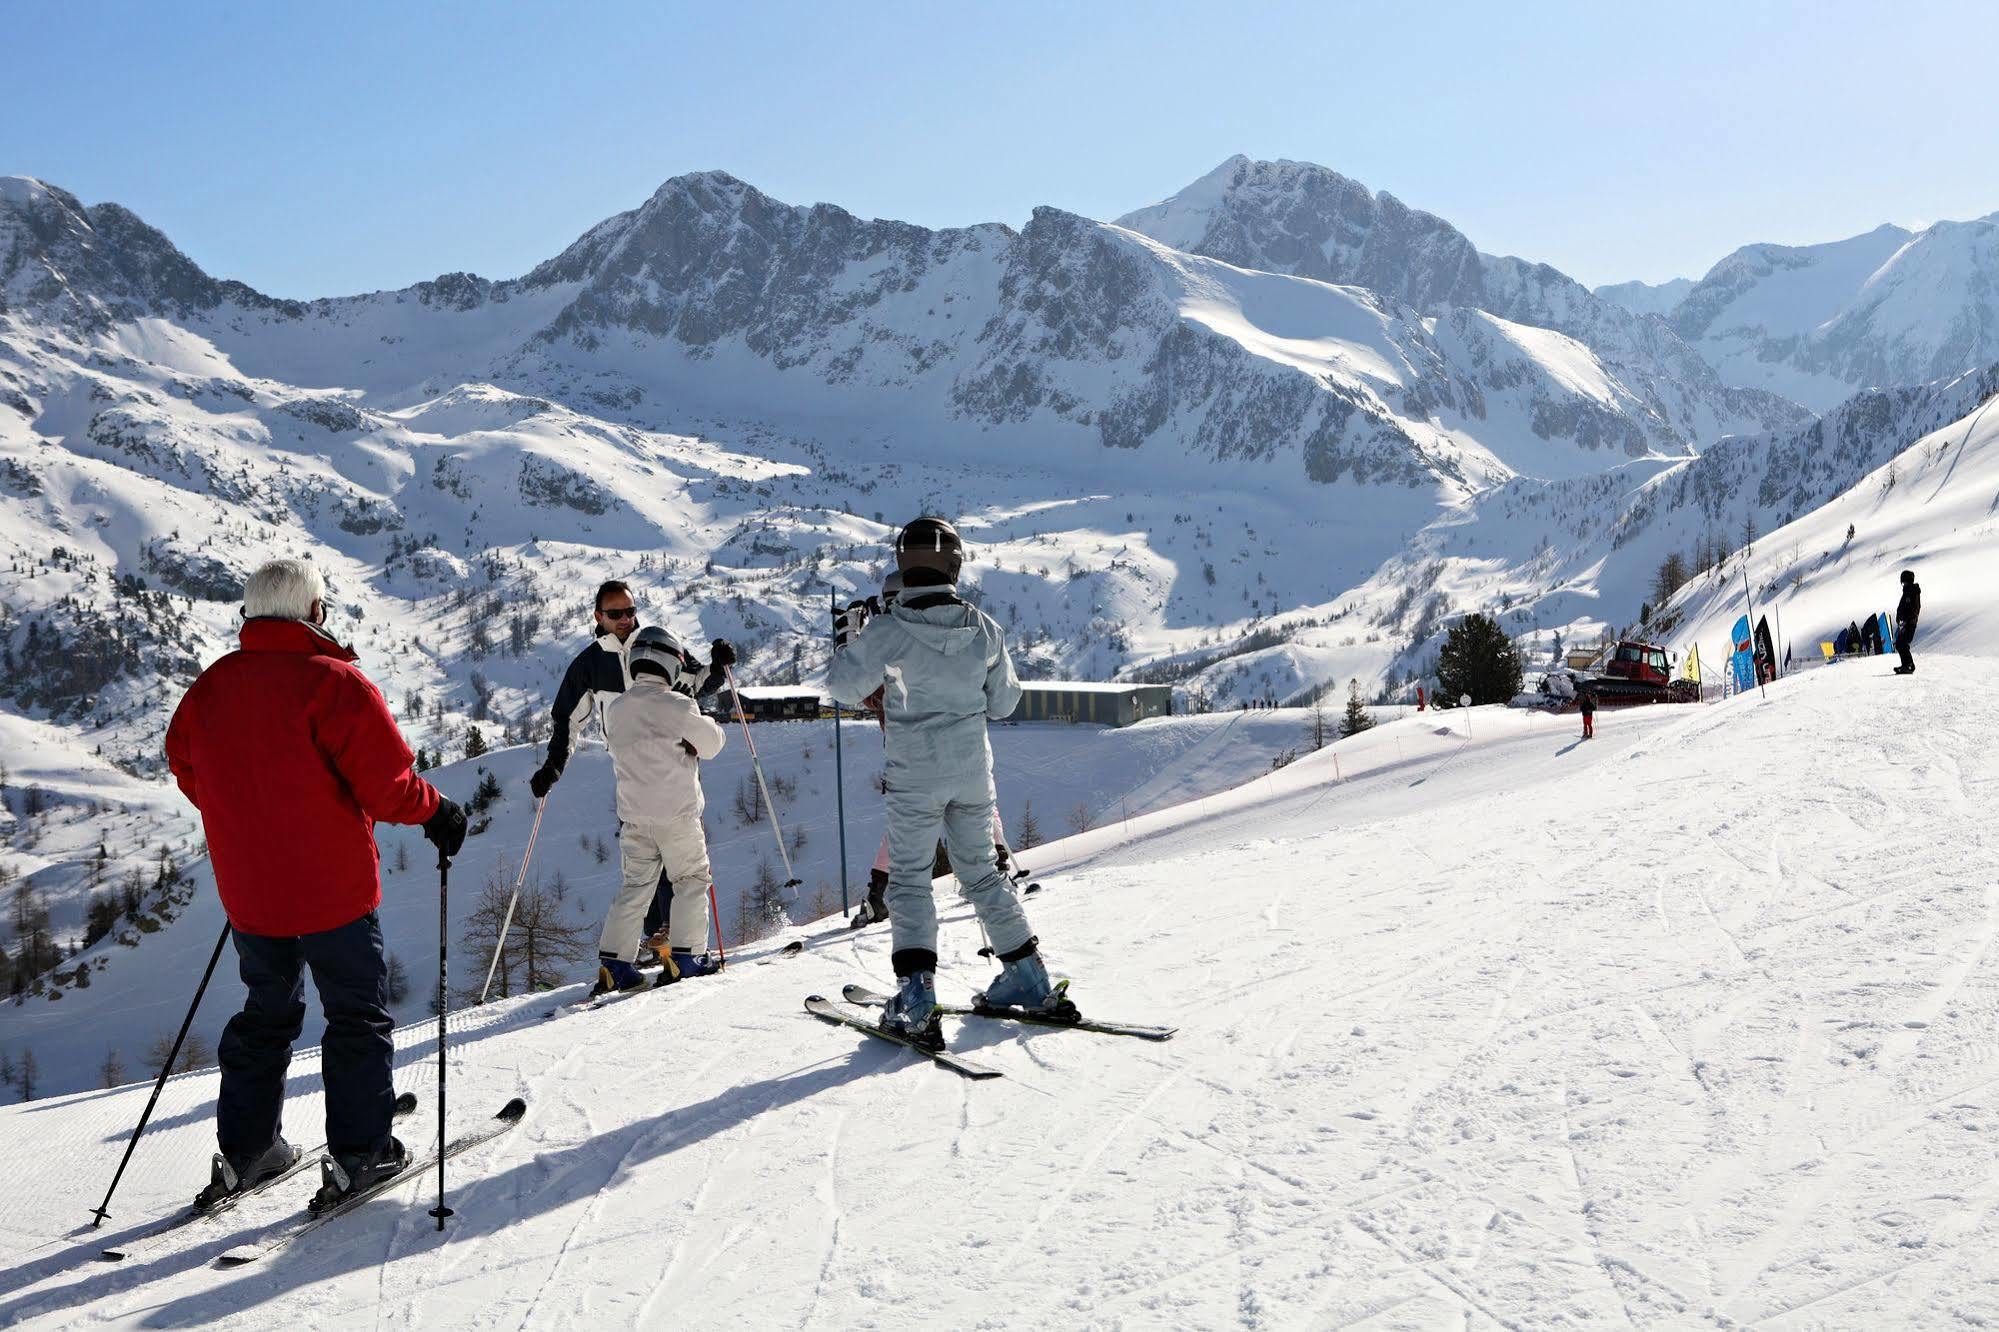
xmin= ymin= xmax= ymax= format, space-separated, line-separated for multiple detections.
xmin=627 ymin=625 xmax=687 ymax=688
xmin=895 ymin=516 xmax=964 ymax=582
xmin=881 ymin=570 xmax=905 ymax=605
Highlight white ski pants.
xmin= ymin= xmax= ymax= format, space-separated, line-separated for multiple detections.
xmin=602 ymin=820 xmax=712 ymax=961
xmin=886 ymin=768 xmax=1032 ymax=964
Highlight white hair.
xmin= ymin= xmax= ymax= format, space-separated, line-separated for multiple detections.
xmin=243 ymin=558 xmax=325 ymax=621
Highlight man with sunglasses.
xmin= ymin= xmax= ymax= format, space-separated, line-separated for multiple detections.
xmin=528 ymin=581 xmax=735 ymax=951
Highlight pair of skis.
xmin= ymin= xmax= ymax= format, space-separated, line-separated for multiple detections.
xmin=99 ymin=1091 xmax=420 ymax=1262
xmin=100 ymin=1096 xmax=526 ymax=1265
xmin=807 ymin=983 xmax=1174 ymax=1080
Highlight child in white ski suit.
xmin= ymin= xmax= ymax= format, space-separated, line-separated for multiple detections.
xmin=595 ymin=627 xmax=726 ymax=992
xmin=825 ymin=516 xmax=1066 ymax=1044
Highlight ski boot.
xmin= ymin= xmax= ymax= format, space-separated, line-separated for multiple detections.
xmin=590 ymin=951 xmax=648 ymax=998
xmin=193 ymin=1136 xmax=300 ymax=1211
xmin=654 ymin=948 xmax=722 ymax=988
xmin=878 ymin=970 xmax=944 ymax=1051
xmin=309 ymin=1136 xmax=410 ymax=1214
xmin=849 ymin=869 xmax=890 ymax=929
xmin=974 ymin=947 xmax=1078 ymax=1022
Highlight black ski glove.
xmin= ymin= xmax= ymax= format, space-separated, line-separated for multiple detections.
xmin=835 ymin=600 xmax=872 ymax=646
xmin=528 ymin=763 xmax=559 ymax=801
xmin=423 ymin=797 xmax=468 ymax=859
xmin=709 ymin=638 xmax=737 ymax=671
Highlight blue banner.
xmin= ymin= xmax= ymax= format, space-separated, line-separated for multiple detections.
xmin=1730 ymin=615 xmax=1756 ymax=691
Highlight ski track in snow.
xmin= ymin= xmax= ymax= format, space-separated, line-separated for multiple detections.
xmin=5 ymin=663 xmax=1999 ymax=1327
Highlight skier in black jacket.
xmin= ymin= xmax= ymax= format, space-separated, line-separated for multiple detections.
xmin=529 ymin=580 xmax=735 ymax=945
xmin=1894 ymin=570 xmax=1921 ymax=675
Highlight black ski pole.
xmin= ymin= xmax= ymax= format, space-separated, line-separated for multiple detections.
xmin=90 ymin=921 xmax=231 ymax=1227
xmin=832 ymin=590 xmax=849 ymax=916
xmin=429 ymin=848 xmax=454 ymax=1232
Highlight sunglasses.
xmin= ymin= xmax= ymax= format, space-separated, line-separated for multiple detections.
xmin=599 ymin=607 xmax=638 ymax=621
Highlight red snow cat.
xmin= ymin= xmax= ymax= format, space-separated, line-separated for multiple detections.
xmin=1588 ymin=639 xmax=1701 ymax=707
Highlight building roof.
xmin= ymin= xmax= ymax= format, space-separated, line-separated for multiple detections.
xmin=1018 ymin=680 xmax=1169 ymax=695
xmin=732 ymin=685 xmax=823 ymax=700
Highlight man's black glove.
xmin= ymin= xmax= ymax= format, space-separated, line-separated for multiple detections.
xmin=529 ymin=763 xmax=559 ymax=801
xmin=835 ymin=600 xmax=872 ymax=647
xmin=423 ymin=797 xmax=468 ymax=860
xmin=709 ymin=638 xmax=737 ymax=671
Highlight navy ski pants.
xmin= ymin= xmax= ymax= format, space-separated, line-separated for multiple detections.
xmin=217 ymin=911 xmax=394 ymax=1162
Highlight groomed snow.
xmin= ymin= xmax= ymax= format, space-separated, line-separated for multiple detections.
xmin=5 ymin=660 xmax=1996 ymax=1327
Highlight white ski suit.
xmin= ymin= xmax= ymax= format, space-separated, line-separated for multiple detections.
xmin=601 ymin=676 xmax=727 ymax=959
xmin=826 ymin=589 xmax=1030 ymax=967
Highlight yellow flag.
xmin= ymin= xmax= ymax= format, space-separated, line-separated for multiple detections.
xmin=1683 ymin=644 xmax=1702 ymax=683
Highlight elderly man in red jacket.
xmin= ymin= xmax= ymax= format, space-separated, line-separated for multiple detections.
xmin=167 ymin=558 xmax=466 ymax=1213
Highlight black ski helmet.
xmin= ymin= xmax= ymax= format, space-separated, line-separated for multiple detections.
xmin=1901 ymin=569 xmax=1915 ymax=584
xmin=895 ymin=516 xmax=964 ymax=582
xmin=628 ymin=624 xmax=689 ymax=688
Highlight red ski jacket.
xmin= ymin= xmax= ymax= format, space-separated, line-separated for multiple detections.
xmin=166 ymin=618 xmax=441 ymax=937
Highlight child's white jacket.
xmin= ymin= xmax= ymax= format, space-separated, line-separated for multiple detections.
xmin=603 ymin=676 xmax=727 ymax=827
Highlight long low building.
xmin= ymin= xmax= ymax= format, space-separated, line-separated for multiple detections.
xmin=714 ymin=685 xmax=824 ymax=722
xmin=1004 ymin=681 xmax=1173 ymax=728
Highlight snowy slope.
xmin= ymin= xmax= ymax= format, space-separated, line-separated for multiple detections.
xmin=1109 ymin=364 xmax=1999 ymax=710
xmin=5 ymin=663 xmax=1998 ymax=1327
xmin=1664 ymin=363 xmax=1999 ymax=669
xmin=1673 ymin=215 xmax=1999 ymax=411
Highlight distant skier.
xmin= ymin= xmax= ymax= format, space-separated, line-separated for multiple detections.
xmin=1578 ymin=686 xmax=1596 ymax=739
xmin=826 ymin=517 xmax=1067 ymax=1048
xmin=527 ymin=580 xmax=734 ymax=953
xmin=1894 ymin=569 xmax=1921 ymax=675
xmin=590 ymin=626 xmax=728 ymax=995
xmin=165 ymin=559 xmax=466 ymax=1212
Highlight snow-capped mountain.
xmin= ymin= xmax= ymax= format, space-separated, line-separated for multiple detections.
xmin=1671 ymin=215 xmax=1999 ymax=412
xmin=1114 ymin=156 xmax=1812 ymax=447
xmin=0 ymin=166 xmax=1731 ymax=757
xmin=1593 ymin=276 xmax=1694 ymax=318
xmin=4 ymin=162 xmax=1994 ymax=1034
xmin=0 ymin=166 xmax=1748 ymax=976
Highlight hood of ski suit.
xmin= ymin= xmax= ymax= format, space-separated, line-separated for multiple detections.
xmin=825 ymin=596 xmax=1023 ymax=776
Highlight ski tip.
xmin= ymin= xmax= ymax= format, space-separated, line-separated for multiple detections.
xmin=805 ymin=994 xmax=830 ymax=1006
xmin=782 ymin=940 xmax=804 ymax=955
xmin=394 ymin=1090 xmax=419 ymax=1115
xmin=1023 ymin=883 xmax=1042 ymax=895
xmin=98 ymin=1248 xmax=129 ymax=1263
xmin=497 ymin=1097 xmax=528 ymax=1122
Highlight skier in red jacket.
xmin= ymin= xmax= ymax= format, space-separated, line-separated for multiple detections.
xmin=166 ymin=559 xmax=466 ymax=1213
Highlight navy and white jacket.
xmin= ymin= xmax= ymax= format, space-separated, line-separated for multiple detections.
xmin=542 ymin=632 xmax=725 ymax=778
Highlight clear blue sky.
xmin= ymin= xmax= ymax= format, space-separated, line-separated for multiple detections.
xmin=5 ymin=0 xmax=1994 ymax=299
